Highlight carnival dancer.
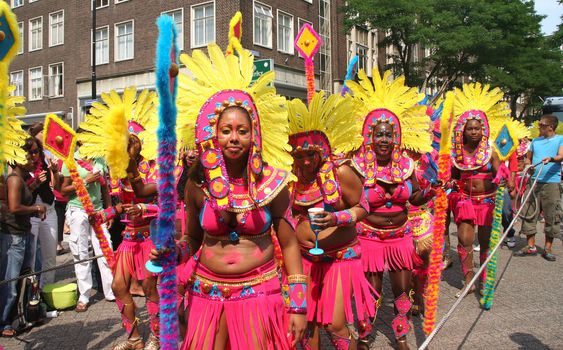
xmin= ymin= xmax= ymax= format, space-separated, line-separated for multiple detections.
xmin=448 ymin=83 xmax=508 ymax=298
xmin=286 ymin=91 xmax=377 ymax=349
xmin=347 ymin=69 xmax=433 ymax=350
xmin=164 ymin=42 xmax=306 ymax=349
xmin=81 ymin=88 xmax=161 ymax=350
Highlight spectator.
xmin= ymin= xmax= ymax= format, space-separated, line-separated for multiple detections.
xmin=515 ymin=115 xmax=563 ymax=261
xmin=0 ymin=138 xmax=47 ymax=337
xmin=28 ymin=124 xmax=61 ymax=288
xmin=60 ymin=146 xmax=115 ymax=312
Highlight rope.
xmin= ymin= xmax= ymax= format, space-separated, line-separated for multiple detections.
xmin=418 ymin=163 xmax=545 ymax=350
xmin=513 ymin=164 xmax=541 ymax=220
xmin=0 ymin=254 xmax=104 ymax=286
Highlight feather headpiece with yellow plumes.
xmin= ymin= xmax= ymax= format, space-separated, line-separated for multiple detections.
xmin=78 ymin=87 xmax=158 ymax=179
xmin=346 ymin=69 xmax=432 ymax=185
xmin=450 ymin=83 xmax=511 ymax=169
xmin=176 ymin=43 xmax=292 ymax=210
xmin=0 ymin=86 xmax=28 ymax=166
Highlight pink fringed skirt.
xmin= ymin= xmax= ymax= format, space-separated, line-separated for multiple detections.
xmin=449 ymin=192 xmax=495 ymax=226
xmin=301 ymin=241 xmax=378 ymax=326
xmin=179 ymin=259 xmax=290 ymax=350
xmin=357 ymin=221 xmax=415 ymax=273
xmin=114 ymin=226 xmax=155 ymax=281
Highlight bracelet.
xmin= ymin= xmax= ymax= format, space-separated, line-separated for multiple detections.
xmin=330 ymin=209 xmax=356 ymax=227
xmin=287 ymin=274 xmax=308 ymax=284
xmin=287 ymin=282 xmax=307 ymax=314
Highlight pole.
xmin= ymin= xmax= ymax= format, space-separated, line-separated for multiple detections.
xmin=91 ymin=0 xmax=97 ymax=101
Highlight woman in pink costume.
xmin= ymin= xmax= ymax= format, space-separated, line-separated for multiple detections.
xmin=287 ymin=92 xmax=378 ymax=349
xmin=448 ymin=83 xmax=507 ymax=298
xmin=170 ymin=43 xmax=306 ymax=350
xmin=83 ymin=88 xmax=162 ymax=350
xmin=347 ymin=70 xmax=433 ymax=350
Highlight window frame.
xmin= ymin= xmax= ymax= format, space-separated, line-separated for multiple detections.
xmin=190 ymin=1 xmax=215 ymax=49
xmin=114 ymin=19 xmax=134 ymax=62
xmin=92 ymin=25 xmax=110 ymax=66
xmin=10 ymin=0 xmax=24 ymax=9
xmin=162 ymin=8 xmax=184 ymax=51
xmin=115 ymin=0 xmax=129 ymax=4
xmin=49 ymin=10 xmax=64 ymax=47
xmin=10 ymin=70 xmax=24 ymax=97
xmin=17 ymin=21 xmax=23 ymax=54
xmin=253 ymin=1 xmax=273 ymax=49
xmin=48 ymin=62 xmax=64 ymax=98
xmin=28 ymin=66 xmax=43 ymax=101
xmin=94 ymin=0 xmax=109 ymax=9
xmin=276 ymin=10 xmax=294 ymax=55
xmin=28 ymin=16 xmax=43 ymax=52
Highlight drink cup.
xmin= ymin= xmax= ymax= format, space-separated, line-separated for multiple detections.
xmin=308 ymin=207 xmax=324 ymax=232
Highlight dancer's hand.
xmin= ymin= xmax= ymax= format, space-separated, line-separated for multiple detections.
xmin=288 ymin=313 xmax=306 ymax=346
xmin=310 ymin=210 xmax=334 ymax=229
xmin=123 ymin=203 xmax=142 ymax=218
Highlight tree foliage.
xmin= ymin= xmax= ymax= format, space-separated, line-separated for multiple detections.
xmin=343 ymin=0 xmax=563 ymax=118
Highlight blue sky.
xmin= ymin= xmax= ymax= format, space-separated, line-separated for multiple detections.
xmin=535 ymin=0 xmax=562 ymax=35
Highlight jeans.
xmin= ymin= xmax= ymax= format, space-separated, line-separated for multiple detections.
xmin=0 ymin=232 xmax=33 ymax=330
xmin=502 ymin=189 xmax=515 ymax=238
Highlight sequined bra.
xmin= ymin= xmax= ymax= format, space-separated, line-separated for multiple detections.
xmin=366 ymin=180 xmax=412 ymax=214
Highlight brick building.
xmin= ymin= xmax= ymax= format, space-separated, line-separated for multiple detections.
xmin=8 ymin=0 xmax=350 ymax=128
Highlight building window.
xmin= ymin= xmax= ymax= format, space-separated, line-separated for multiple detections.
xmin=29 ymin=67 xmax=43 ymax=101
xmin=10 ymin=71 xmax=24 ymax=96
xmin=94 ymin=26 xmax=109 ymax=65
xmin=49 ymin=11 xmax=64 ymax=47
xmin=115 ymin=20 xmax=134 ymax=61
xmin=253 ymin=1 xmax=272 ymax=48
xmin=277 ymin=11 xmax=293 ymax=54
xmin=96 ymin=0 xmax=109 ymax=8
xmin=163 ymin=8 xmax=184 ymax=50
xmin=10 ymin=0 xmax=23 ymax=9
xmin=298 ymin=18 xmax=312 ymax=30
xmin=17 ymin=22 xmax=23 ymax=54
xmin=356 ymin=44 xmax=368 ymax=71
xmin=49 ymin=63 xmax=63 ymax=98
xmin=29 ymin=17 xmax=43 ymax=52
xmin=115 ymin=0 xmax=129 ymax=3
xmin=191 ymin=2 xmax=214 ymax=48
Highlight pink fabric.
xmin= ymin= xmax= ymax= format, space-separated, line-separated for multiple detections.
xmin=457 ymin=245 xmax=472 ymax=277
xmin=301 ymin=243 xmax=378 ymax=326
xmin=116 ymin=299 xmax=136 ymax=336
xmin=328 ymin=332 xmax=351 ymax=349
xmin=391 ymin=293 xmax=411 ymax=339
xmin=357 ymin=224 xmax=416 ymax=272
xmin=114 ymin=237 xmax=156 ymax=281
xmin=146 ymin=299 xmax=160 ymax=336
xmin=179 ymin=260 xmax=290 ymax=350
xmin=479 ymin=251 xmax=488 ymax=284
xmin=449 ymin=192 xmax=494 ymax=226
xmin=199 ymin=198 xmax=271 ymax=236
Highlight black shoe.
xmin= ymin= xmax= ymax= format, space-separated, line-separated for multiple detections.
xmin=542 ymin=250 xmax=556 ymax=262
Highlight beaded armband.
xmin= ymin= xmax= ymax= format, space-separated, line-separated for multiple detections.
xmin=330 ymin=209 xmax=356 ymax=227
xmin=287 ymin=274 xmax=307 ymax=314
xmin=139 ymin=203 xmax=159 ymax=217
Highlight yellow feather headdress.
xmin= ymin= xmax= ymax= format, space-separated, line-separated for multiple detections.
xmin=287 ymin=91 xmax=363 ymax=157
xmin=78 ymin=87 xmax=158 ymax=179
xmin=347 ymin=69 xmax=432 ymax=153
xmin=450 ymin=83 xmax=511 ymax=167
xmin=0 ymin=86 xmax=28 ymax=166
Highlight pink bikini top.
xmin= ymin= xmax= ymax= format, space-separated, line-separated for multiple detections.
xmin=460 ymin=162 xmax=493 ymax=181
xmin=366 ymin=180 xmax=412 ymax=214
xmin=199 ymin=199 xmax=272 ymax=239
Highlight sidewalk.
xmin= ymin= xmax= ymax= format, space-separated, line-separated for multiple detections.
xmin=1 ymin=221 xmax=561 ymax=349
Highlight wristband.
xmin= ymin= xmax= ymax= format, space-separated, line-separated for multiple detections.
xmin=287 ymin=274 xmax=307 ymax=284
xmin=330 ymin=209 xmax=356 ymax=227
xmin=287 ymin=282 xmax=307 ymax=314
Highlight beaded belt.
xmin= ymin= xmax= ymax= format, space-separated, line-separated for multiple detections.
xmin=186 ymin=266 xmax=280 ymax=299
xmin=357 ymin=221 xmax=409 ymax=240
xmin=122 ymin=227 xmax=150 ymax=242
xmin=301 ymin=240 xmax=361 ymax=263
xmin=459 ymin=191 xmax=496 ymax=205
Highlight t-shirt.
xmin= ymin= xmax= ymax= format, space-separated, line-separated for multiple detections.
xmin=530 ymin=135 xmax=563 ymax=183
xmin=61 ymin=158 xmax=107 ymax=211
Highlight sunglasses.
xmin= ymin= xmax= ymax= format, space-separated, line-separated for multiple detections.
xmin=28 ymin=148 xmax=40 ymax=155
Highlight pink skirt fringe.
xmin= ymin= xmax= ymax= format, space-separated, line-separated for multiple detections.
xmin=302 ymin=243 xmax=378 ymax=326
xmin=179 ymin=260 xmax=290 ymax=350
xmin=357 ymin=223 xmax=415 ymax=273
xmin=114 ymin=238 xmax=155 ymax=281
xmin=449 ymin=192 xmax=494 ymax=226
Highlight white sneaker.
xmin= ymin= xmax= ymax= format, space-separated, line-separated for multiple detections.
xmin=506 ymin=237 xmax=516 ymax=248
xmin=473 ymin=244 xmax=480 ymax=252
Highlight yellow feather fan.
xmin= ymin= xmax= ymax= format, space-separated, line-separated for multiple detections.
xmin=78 ymin=87 xmax=158 ymax=179
xmin=346 ymin=69 xmax=432 ymax=153
xmin=0 ymin=86 xmax=28 ymax=166
xmin=176 ymin=43 xmax=292 ymax=171
xmin=288 ymin=91 xmax=363 ymax=155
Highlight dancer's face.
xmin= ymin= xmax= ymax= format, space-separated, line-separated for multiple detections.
xmin=23 ymin=141 xmax=40 ymax=171
xmin=372 ymin=122 xmax=394 ymax=159
xmin=128 ymin=134 xmax=142 ymax=159
xmin=217 ymin=107 xmax=252 ymax=162
xmin=293 ymin=150 xmax=321 ymax=178
xmin=463 ymin=119 xmax=483 ymax=144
